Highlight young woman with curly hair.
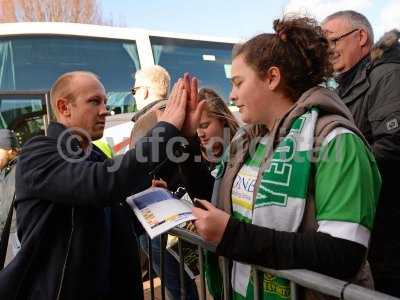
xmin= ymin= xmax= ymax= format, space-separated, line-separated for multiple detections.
xmin=161 ymin=16 xmax=381 ymax=300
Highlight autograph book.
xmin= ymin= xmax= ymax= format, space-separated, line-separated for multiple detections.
xmin=126 ymin=187 xmax=196 ymax=239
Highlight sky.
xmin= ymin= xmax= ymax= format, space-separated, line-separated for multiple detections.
xmin=101 ymin=0 xmax=399 ymax=41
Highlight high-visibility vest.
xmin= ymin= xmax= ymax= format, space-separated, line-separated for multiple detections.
xmin=93 ymin=139 xmax=113 ymax=158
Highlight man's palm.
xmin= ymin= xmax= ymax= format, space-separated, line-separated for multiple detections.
xmin=181 ymin=75 xmax=205 ymax=137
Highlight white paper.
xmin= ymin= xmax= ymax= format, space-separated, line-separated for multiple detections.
xmin=126 ymin=187 xmax=196 ymax=239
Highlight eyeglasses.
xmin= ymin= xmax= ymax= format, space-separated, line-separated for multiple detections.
xmin=327 ymin=28 xmax=359 ymax=48
xmin=131 ymin=86 xmax=147 ymax=96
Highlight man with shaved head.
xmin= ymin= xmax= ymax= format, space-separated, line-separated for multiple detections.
xmin=0 ymin=71 xmax=188 ymax=299
xmin=49 ymin=71 xmax=108 ymax=141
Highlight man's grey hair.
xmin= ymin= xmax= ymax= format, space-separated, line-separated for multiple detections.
xmin=323 ymin=10 xmax=374 ymax=46
xmin=134 ymin=65 xmax=170 ymax=98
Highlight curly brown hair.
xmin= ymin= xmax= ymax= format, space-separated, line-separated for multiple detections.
xmin=233 ymin=16 xmax=333 ymax=100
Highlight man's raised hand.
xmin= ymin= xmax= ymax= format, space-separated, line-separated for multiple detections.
xmin=157 ymin=79 xmax=187 ymax=130
xmin=181 ymin=74 xmax=206 ymax=137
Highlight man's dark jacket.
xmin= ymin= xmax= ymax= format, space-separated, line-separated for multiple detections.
xmin=0 ymin=121 xmax=180 ymax=300
xmin=336 ymin=30 xmax=400 ymax=291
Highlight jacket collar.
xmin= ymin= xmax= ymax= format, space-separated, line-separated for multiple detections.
xmin=131 ymin=99 xmax=167 ymax=122
xmin=48 ymin=122 xmax=107 ymax=162
xmin=241 ymin=86 xmax=356 ymax=142
xmin=48 ymin=122 xmax=75 ymax=138
xmin=336 ymin=56 xmax=369 ymax=100
xmin=336 ymin=31 xmax=400 ymax=104
xmin=228 ymin=87 xmax=358 ymax=162
xmin=47 ymin=122 xmax=86 ymax=158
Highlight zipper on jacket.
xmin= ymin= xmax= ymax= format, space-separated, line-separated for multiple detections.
xmin=56 ymin=207 xmax=75 ymax=300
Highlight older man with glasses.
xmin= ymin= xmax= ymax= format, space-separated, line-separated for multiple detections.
xmin=322 ymin=11 xmax=400 ymax=297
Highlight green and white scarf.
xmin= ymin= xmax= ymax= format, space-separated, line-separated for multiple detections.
xmin=233 ymin=108 xmax=318 ymax=299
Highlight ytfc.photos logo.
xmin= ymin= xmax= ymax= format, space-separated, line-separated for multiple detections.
xmin=57 ymin=127 xmax=92 ymax=163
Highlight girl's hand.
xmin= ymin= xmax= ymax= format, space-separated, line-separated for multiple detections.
xmin=192 ymin=199 xmax=230 ymax=245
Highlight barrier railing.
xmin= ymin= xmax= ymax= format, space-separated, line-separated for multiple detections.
xmin=144 ymin=227 xmax=399 ymax=300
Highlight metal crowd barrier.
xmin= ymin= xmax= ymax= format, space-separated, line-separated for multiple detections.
xmin=144 ymin=227 xmax=399 ymax=300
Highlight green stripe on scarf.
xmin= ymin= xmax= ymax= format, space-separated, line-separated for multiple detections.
xmin=233 ymin=109 xmax=318 ymax=299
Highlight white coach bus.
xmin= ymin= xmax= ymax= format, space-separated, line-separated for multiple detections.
xmin=0 ymin=22 xmax=239 ymax=153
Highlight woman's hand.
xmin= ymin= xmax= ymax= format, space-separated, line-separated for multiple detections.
xmin=192 ymin=199 xmax=230 ymax=246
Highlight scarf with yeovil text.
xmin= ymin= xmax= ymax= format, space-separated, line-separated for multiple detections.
xmin=230 ymin=108 xmax=318 ymax=300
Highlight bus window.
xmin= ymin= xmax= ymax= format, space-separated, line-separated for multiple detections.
xmin=0 ymin=97 xmax=45 ymax=145
xmin=150 ymin=37 xmax=234 ymax=102
xmin=0 ymin=36 xmax=140 ymax=114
